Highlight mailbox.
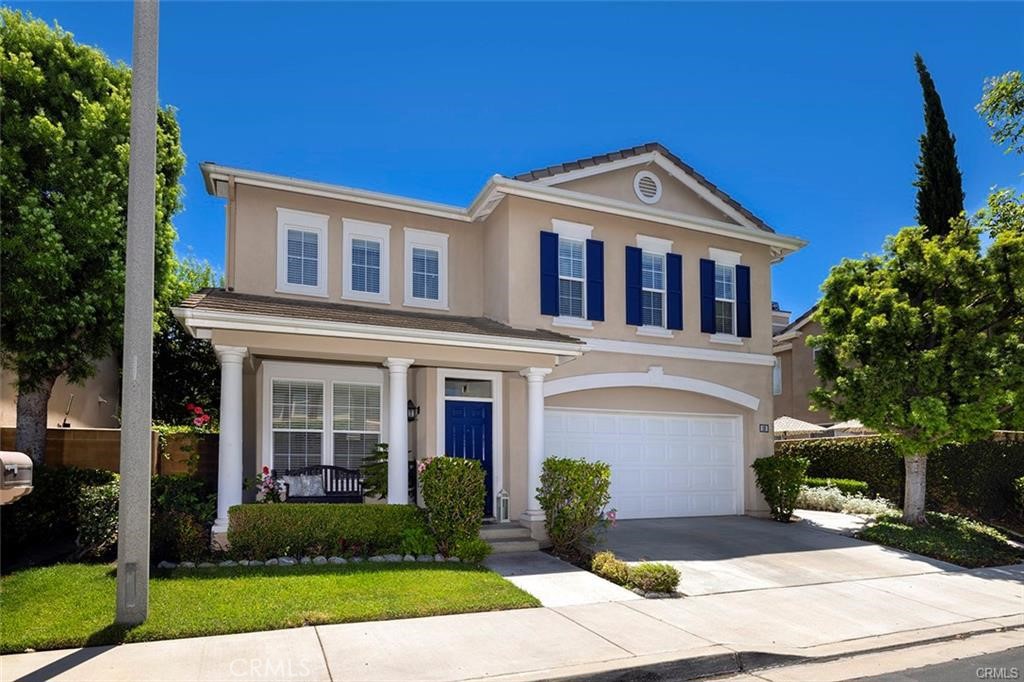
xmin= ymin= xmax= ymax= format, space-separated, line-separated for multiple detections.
xmin=0 ymin=451 xmax=33 ymax=505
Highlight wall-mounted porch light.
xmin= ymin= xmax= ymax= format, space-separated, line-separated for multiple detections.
xmin=407 ymin=399 xmax=420 ymax=423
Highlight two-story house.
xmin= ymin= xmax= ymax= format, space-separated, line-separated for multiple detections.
xmin=174 ymin=143 xmax=806 ymax=543
xmin=772 ymin=304 xmax=834 ymax=425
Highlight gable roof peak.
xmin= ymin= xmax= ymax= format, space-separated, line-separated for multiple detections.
xmin=508 ymin=142 xmax=774 ymax=233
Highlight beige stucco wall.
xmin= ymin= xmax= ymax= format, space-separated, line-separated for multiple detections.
xmin=557 ymin=165 xmax=738 ymax=224
xmin=773 ymin=320 xmax=831 ymax=424
xmin=0 ymin=355 xmax=121 ymax=429
xmin=501 ymin=195 xmax=775 ymax=356
xmin=230 ymin=184 xmax=485 ymax=317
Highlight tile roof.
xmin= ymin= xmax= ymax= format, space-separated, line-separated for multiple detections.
xmin=178 ymin=289 xmax=581 ymax=346
xmin=508 ymin=142 xmax=774 ymax=233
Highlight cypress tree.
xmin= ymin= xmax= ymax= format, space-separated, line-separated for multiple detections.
xmin=913 ymin=53 xmax=965 ymax=238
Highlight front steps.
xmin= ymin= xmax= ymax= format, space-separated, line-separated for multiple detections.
xmin=480 ymin=522 xmax=540 ymax=553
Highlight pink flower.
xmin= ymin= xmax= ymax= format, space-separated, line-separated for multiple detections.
xmin=193 ymin=406 xmax=204 ymax=415
xmin=192 ymin=416 xmax=203 ymax=427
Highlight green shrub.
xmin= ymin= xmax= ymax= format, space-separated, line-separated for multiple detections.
xmin=537 ymin=457 xmax=612 ymax=562
xmin=151 ymin=474 xmax=215 ymax=523
xmin=1 ymin=466 xmax=117 ymax=554
xmin=752 ymin=456 xmax=809 ymax=522
xmin=591 ymin=551 xmax=629 ymax=586
xmin=399 ymin=526 xmax=437 ymax=556
xmin=804 ymin=477 xmax=869 ymax=496
xmin=860 ymin=512 xmax=1024 ymax=568
xmin=420 ymin=457 xmax=486 ymax=555
xmin=627 ymin=563 xmax=680 ymax=593
xmin=75 ymin=480 xmax=120 ymax=559
xmin=152 ymin=511 xmax=208 ymax=563
xmin=1014 ymin=476 xmax=1024 ymax=512
xmin=453 ymin=536 xmax=491 ymax=564
xmin=227 ymin=503 xmax=426 ymax=559
xmin=796 ymin=485 xmax=894 ymax=516
xmin=776 ymin=437 xmax=1024 ymax=519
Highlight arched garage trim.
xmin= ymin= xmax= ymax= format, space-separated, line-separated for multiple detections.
xmin=543 ymin=366 xmax=760 ymax=411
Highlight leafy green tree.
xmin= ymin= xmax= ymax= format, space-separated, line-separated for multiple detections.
xmin=810 ymin=217 xmax=1023 ymax=525
xmin=152 ymin=258 xmax=220 ymax=425
xmin=913 ymin=53 xmax=965 ymax=238
xmin=1 ymin=9 xmax=185 ymax=463
xmin=977 ymin=71 xmax=1024 ymax=155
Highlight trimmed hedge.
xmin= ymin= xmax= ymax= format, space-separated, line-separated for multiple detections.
xmin=804 ymin=477 xmax=870 ymax=496
xmin=752 ymin=456 xmax=808 ymax=522
xmin=776 ymin=437 xmax=1024 ymax=520
xmin=227 ymin=503 xmax=427 ymax=559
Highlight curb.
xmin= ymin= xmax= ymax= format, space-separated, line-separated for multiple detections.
xmin=542 ymin=622 xmax=1023 ymax=681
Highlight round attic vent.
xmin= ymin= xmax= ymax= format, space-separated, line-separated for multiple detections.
xmin=633 ymin=170 xmax=662 ymax=204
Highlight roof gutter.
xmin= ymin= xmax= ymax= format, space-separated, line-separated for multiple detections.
xmin=172 ymin=306 xmax=586 ymax=357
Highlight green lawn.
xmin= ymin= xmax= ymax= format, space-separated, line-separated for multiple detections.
xmin=860 ymin=511 xmax=1024 ymax=568
xmin=0 ymin=562 xmax=539 ymax=653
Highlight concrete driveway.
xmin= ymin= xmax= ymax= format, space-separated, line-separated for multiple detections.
xmin=601 ymin=515 xmax=961 ymax=596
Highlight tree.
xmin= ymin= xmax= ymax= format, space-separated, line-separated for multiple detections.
xmin=152 ymin=258 xmax=220 ymax=425
xmin=809 ymin=216 xmax=1023 ymax=525
xmin=977 ymin=71 xmax=1024 ymax=155
xmin=913 ymin=54 xmax=965 ymax=238
xmin=0 ymin=9 xmax=185 ymax=463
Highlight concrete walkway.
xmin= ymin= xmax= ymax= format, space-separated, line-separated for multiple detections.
xmin=3 ymin=563 xmax=1021 ymax=682
xmin=483 ymin=551 xmax=638 ymax=607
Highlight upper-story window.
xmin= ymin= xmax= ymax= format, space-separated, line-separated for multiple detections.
xmin=343 ymin=218 xmax=390 ymax=304
xmin=641 ymin=252 xmax=665 ymax=327
xmin=558 ymin=238 xmax=585 ymax=319
xmin=404 ymin=228 xmax=449 ymax=309
xmin=714 ymin=263 xmax=736 ymax=335
xmin=276 ymin=208 xmax=329 ymax=297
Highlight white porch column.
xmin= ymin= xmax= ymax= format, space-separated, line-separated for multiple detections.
xmin=213 ymin=346 xmax=247 ymax=540
xmin=520 ymin=367 xmax=552 ymax=521
xmin=384 ymin=358 xmax=414 ymax=504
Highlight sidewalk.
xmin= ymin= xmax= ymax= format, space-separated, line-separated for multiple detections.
xmin=2 ymin=562 xmax=1020 ymax=682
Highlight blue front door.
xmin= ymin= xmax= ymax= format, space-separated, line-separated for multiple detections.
xmin=444 ymin=400 xmax=493 ymax=517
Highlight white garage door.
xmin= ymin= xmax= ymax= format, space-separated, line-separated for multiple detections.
xmin=544 ymin=408 xmax=743 ymax=519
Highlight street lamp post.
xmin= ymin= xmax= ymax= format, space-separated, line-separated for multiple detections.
xmin=116 ymin=0 xmax=160 ymax=625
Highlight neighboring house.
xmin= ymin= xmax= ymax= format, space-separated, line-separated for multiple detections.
xmin=772 ymin=304 xmax=833 ymax=425
xmin=175 ymin=142 xmax=807 ymax=543
xmin=0 ymin=355 xmax=121 ymax=429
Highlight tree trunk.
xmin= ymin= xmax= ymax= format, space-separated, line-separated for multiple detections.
xmin=902 ymin=454 xmax=928 ymax=526
xmin=15 ymin=376 xmax=56 ymax=465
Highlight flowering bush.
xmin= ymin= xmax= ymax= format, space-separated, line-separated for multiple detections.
xmin=419 ymin=456 xmax=486 ymax=555
xmin=185 ymin=402 xmax=213 ymax=429
xmin=536 ymin=457 xmax=613 ymax=563
xmin=252 ymin=466 xmax=283 ymax=503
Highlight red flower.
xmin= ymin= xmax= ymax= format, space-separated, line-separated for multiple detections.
xmin=263 ymin=466 xmax=270 ymax=475
xmin=186 ymin=403 xmax=195 ymax=411
xmin=193 ymin=406 xmax=204 ymax=415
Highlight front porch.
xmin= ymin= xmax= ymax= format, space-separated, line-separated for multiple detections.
xmin=174 ymin=290 xmax=584 ymax=544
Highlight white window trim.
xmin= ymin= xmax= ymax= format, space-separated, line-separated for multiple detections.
xmin=710 ymin=247 xmax=742 ymax=343
xmin=640 ymin=250 xmax=667 ymax=331
xmin=259 ymin=361 xmax=388 ymax=473
xmin=276 ymin=208 xmax=329 ymax=297
xmin=403 ymin=227 xmax=449 ymax=310
xmin=434 ymin=368 xmax=504 ymax=517
xmin=636 ymin=234 xmax=673 ymax=255
xmin=551 ymin=219 xmax=594 ymax=326
xmin=343 ymin=218 xmax=391 ymax=304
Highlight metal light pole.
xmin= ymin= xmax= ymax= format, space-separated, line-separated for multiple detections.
xmin=116 ymin=0 xmax=159 ymax=625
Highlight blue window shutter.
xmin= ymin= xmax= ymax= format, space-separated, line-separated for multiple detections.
xmin=666 ymin=253 xmax=683 ymax=330
xmin=700 ymin=258 xmax=716 ymax=334
xmin=736 ymin=264 xmax=752 ymax=338
xmin=539 ymin=231 xmax=559 ymax=316
xmin=625 ymin=246 xmax=642 ymax=326
xmin=585 ymin=239 xmax=604 ymax=321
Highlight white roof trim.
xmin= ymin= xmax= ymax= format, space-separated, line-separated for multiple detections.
xmin=543 ymin=367 xmax=760 ymax=411
xmin=172 ymin=306 xmax=584 ymax=357
xmin=582 ymin=336 xmax=776 ymax=366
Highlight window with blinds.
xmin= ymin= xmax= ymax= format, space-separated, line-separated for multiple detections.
xmin=271 ymin=380 xmax=324 ymax=471
xmin=332 ymin=382 xmax=381 ymax=470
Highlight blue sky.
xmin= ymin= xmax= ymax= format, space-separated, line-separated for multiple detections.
xmin=14 ymin=2 xmax=1024 ymax=316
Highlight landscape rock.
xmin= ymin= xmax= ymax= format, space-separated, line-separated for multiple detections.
xmin=156 ymin=561 xmax=176 ymax=569
xmin=179 ymin=561 xmax=195 ymax=568
xmin=249 ymin=560 xmax=264 ymax=566
xmin=238 ymin=559 xmax=250 ymax=566
xmin=369 ymin=556 xmax=385 ymax=563
xmin=350 ymin=556 xmax=364 ymax=563
xmin=197 ymin=562 xmax=216 ymax=568
xmin=384 ymin=554 xmax=402 ymax=562
xmin=313 ymin=556 xmax=327 ymax=565
xmin=434 ymin=554 xmax=445 ymax=562
xmin=279 ymin=557 xmax=297 ymax=566
xmin=416 ymin=555 xmax=433 ymax=562
xmin=403 ymin=554 xmax=416 ymax=562
xmin=446 ymin=557 xmax=461 ymax=562
xmin=328 ymin=556 xmax=346 ymax=564
xmin=265 ymin=558 xmax=279 ymax=566
xmin=219 ymin=560 xmax=237 ymax=567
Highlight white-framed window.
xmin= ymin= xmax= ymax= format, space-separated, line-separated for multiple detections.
xmin=343 ymin=218 xmax=390 ymax=304
xmin=641 ymin=252 xmax=666 ymax=327
xmin=332 ymin=382 xmax=382 ymax=469
xmin=270 ymin=379 xmax=325 ymax=470
xmin=710 ymin=248 xmax=742 ymax=339
xmin=773 ymin=358 xmax=783 ymax=396
xmin=276 ymin=208 xmax=328 ymax=297
xmin=403 ymin=228 xmax=449 ymax=309
xmin=558 ymin=237 xmax=585 ymax=319
xmin=261 ymin=362 xmax=387 ymax=475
